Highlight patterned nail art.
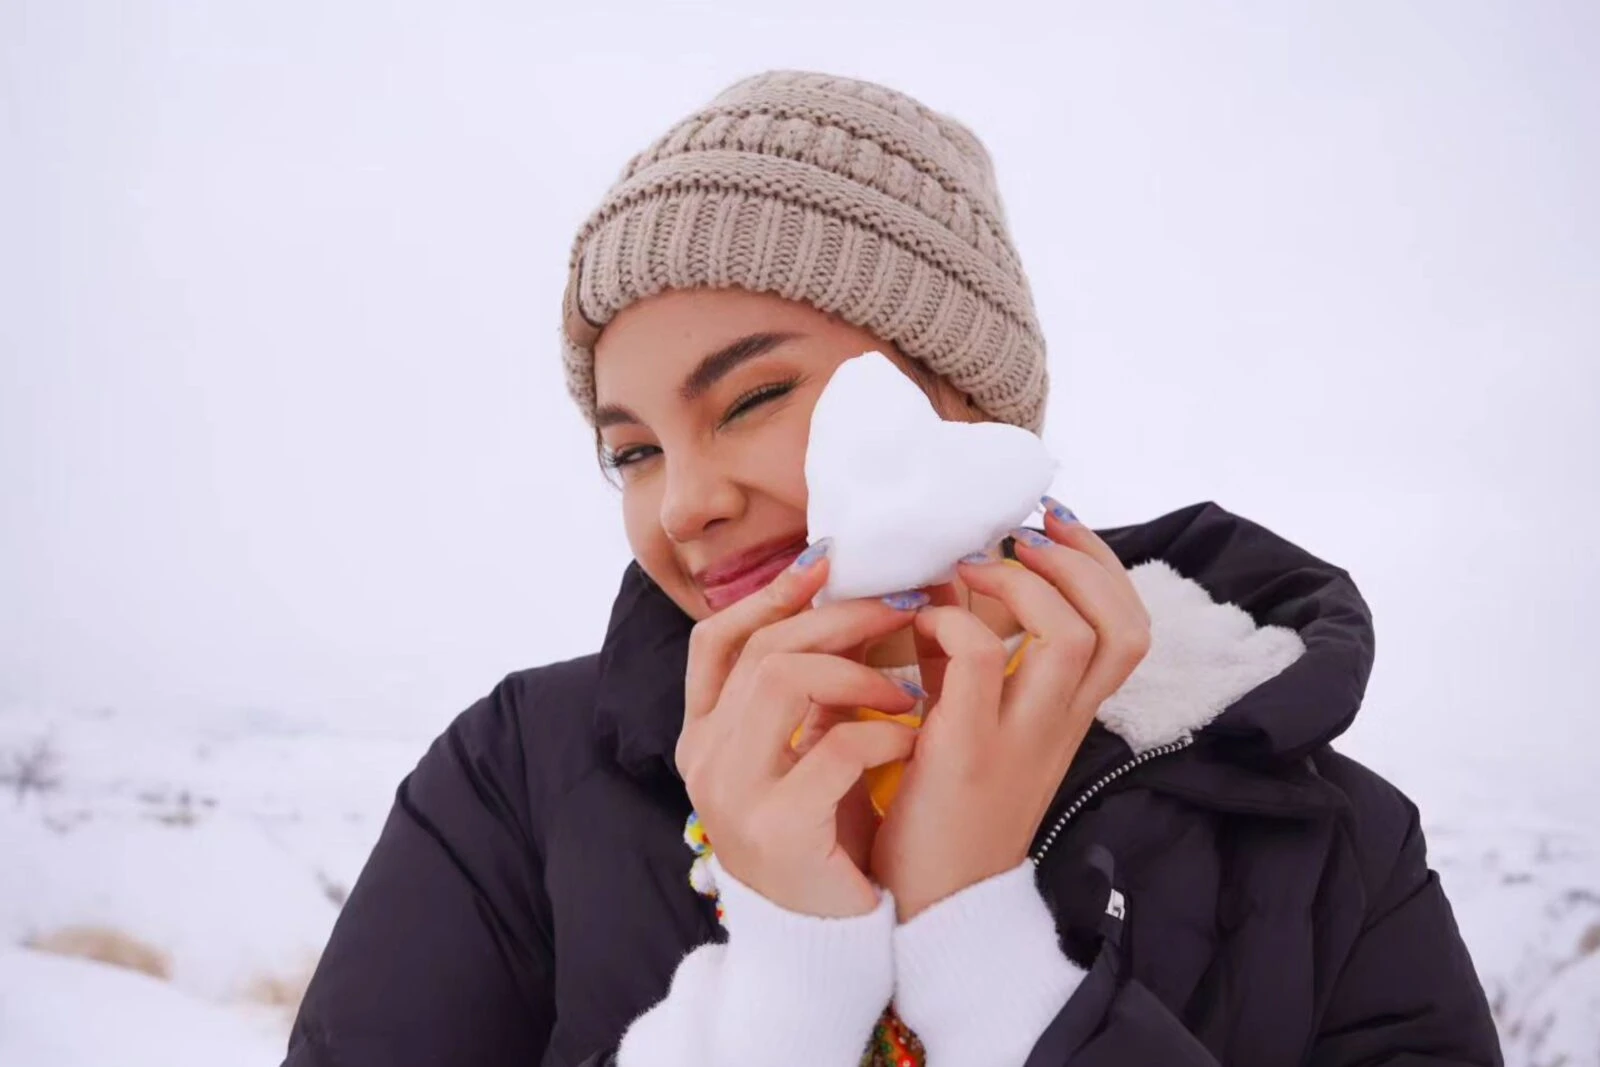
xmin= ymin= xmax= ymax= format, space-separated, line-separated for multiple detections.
xmin=897 ymin=679 xmax=928 ymax=700
xmin=1012 ymin=527 xmax=1052 ymax=549
xmin=792 ymin=537 xmax=832 ymax=569
xmin=960 ymin=551 xmax=994 ymax=564
xmin=1041 ymin=496 xmax=1079 ymax=523
xmin=881 ymin=590 xmax=931 ymax=611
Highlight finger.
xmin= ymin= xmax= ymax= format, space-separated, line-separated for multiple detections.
xmin=791 ymin=701 xmax=923 ymax=757
xmin=912 ymin=581 xmax=962 ymax=705
xmin=733 ymin=652 xmax=921 ymax=762
xmin=738 ymin=590 xmax=929 ymax=666
xmin=910 ymin=605 xmax=1008 ymax=742
xmin=1008 ymin=525 xmax=1148 ymax=655
xmin=789 ymin=705 xmax=855 ymax=758
xmin=959 ymin=545 xmax=1100 ymax=653
xmin=773 ymin=720 xmax=917 ymax=813
xmin=977 ymin=532 xmax=1149 ymax=726
xmin=684 ymin=538 xmax=832 ymax=723
xmin=1039 ymin=500 xmax=1147 ymax=623
xmin=955 ymin=550 xmax=1097 ymax=720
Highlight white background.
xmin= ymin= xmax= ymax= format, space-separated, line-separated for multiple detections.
xmin=2 ymin=3 xmax=1598 ymax=1061
xmin=6 ymin=0 xmax=1596 ymax=813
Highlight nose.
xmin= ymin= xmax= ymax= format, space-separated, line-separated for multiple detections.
xmin=659 ymin=448 xmax=744 ymax=544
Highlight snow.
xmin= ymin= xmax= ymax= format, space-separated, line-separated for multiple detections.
xmin=1433 ymin=816 xmax=1600 ymax=1066
xmin=805 ymin=352 xmax=1057 ymax=602
xmin=0 ymin=948 xmax=283 ymax=1067
xmin=3 ymin=699 xmax=1597 ymax=1066
xmin=0 ymin=703 xmax=420 ymax=1065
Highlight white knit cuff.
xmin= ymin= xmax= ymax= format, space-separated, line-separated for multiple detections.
xmin=710 ymin=856 xmax=895 ymax=1066
xmin=892 ymin=861 xmax=1086 ymax=1067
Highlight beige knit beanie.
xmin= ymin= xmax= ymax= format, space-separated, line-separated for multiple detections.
xmin=561 ymin=70 xmax=1049 ymax=433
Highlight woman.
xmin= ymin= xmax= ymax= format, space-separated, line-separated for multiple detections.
xmin=285 ymin=72 xmax=1500 ymax=1067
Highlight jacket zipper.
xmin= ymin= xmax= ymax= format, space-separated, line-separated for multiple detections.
xmin=1030 ymin=736 xmax=1194 ymax=867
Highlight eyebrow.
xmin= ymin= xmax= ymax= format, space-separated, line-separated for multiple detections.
xmin=593 ymin=331 xmax=802 ymax=429
xmin=680 ymin=331 xmax=800 ymax=401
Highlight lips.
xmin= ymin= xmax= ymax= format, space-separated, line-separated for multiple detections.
xmin=696 ymin=535 xmax=810 ymax=611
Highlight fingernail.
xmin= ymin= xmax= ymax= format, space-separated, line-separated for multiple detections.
xmin=881 ymin=590 xmax=930 ymax=611
xmin=897 ymin=679 xmax=928 ymax=700
xmin=1041 ymin=496 xmax=1078 ymax=523
xmin=960 ymin=550 xmax=995 ymax=565
xmin=1011 ymin=527 xmax=1052 ymax=549
xmin=792 ymin=537 xmax=832 ymax=569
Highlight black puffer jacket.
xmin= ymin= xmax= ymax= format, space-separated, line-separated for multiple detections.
xmin=285 ymin=502 xmax=1501 ymax=1066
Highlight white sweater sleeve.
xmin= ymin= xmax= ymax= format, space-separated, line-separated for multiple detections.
xmin=891 ymin=860 xmax=1087 ymax=1067
xmin=615 ymin=857 xmax=895 ymax=1067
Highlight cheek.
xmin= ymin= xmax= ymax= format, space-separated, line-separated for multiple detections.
xmin=620 ymin=478 xmax=711 ymax=619
xmin=739 ymin=405 xmax=814 ymax=513
xmin=621 ymin=483 xmax=671 ymax=572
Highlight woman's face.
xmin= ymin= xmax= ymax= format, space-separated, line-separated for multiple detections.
xmin=593 ymin=288 xmax=964 ymax=621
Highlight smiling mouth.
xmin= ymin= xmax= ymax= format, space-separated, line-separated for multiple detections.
xmin=696 ymin=536 xmax=810 ymax=610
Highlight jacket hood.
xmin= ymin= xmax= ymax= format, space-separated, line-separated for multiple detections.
xmin=592 ymin=501 xmax=1376 ymax=785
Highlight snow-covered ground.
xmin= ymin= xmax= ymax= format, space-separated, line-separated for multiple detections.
xmin=0 ymin=948 xmax=284 ymax=1067
xmin=2 ymin=699 xmax=1596 ymax=1067
xmin=0 ymin=703 xmax=417 ymax=1067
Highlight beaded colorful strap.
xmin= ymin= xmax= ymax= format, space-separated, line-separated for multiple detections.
xmin=682 ymin=811 xmax=722 ymax=924
xmin=683 ymin=811 xmax=925 ymax=1067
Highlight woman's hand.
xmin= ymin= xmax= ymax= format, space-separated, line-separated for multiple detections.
xmin=870 ymin=507 xmax=1152 ymax=921
xmin=675 ymin=541 xmax=928 ymax=918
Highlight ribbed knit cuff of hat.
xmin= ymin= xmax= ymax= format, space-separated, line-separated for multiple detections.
xmin=892 ymin=860 xmax=1086 ymax=1067
xmin=617 ymin=855 xmax=895 ymax=1067
xmin=561 ymin=71 xmax=1049 ymax=433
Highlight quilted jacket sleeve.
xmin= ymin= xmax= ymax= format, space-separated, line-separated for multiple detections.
xmin=1306 ymin=794 xmax=1502 ymax=1066
xmin=283 ymin=680 xmax=556 ymax=1066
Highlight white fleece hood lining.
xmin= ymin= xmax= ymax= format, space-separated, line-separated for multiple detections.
xmin=1102 ymin=560 xmax=1307 ymax=753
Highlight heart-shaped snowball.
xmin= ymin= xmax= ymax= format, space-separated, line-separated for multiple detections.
xmin=805 ymin=352 xmax=1059 ymax=602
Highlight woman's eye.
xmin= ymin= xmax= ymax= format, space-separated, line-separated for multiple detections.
xmin=722 ymin=379 xmax=799 ymax=424
xmin=602 ymin=445 xmax=660 ymax=471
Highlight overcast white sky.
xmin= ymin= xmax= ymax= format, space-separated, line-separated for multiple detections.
xmin=3 ymin=1 xmax=1596 ymax=819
